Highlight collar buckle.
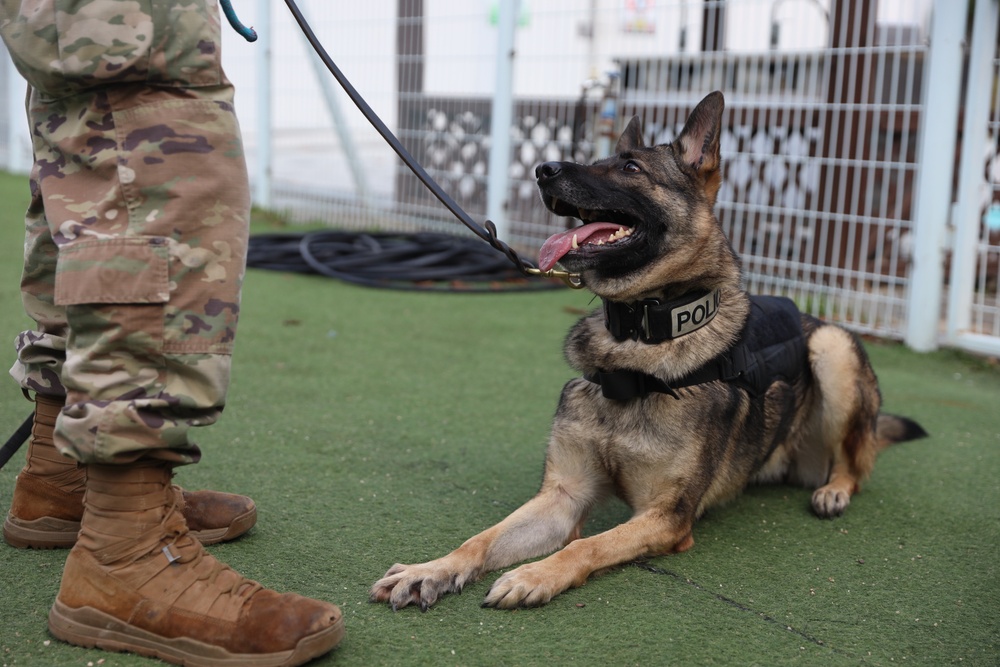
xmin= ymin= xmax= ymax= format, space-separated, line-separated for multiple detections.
xmin=641 ymin=301 xmax=657 ymax=340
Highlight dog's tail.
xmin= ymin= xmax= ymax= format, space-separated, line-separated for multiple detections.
xmin=876 ymin=413 xmax=928 ymax=450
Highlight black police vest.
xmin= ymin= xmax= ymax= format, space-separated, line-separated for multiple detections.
xmin=585 ymin=295 xmax=807 ymax=401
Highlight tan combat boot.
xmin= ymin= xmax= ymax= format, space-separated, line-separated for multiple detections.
xmin=3 ymin=393 xmax=257 ymax=549
xmin=48 ymin=462 xmax=344 ymax=667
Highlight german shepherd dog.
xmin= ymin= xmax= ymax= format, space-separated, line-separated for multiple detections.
xmin=371 ymin=91 xmax=926 ymax=611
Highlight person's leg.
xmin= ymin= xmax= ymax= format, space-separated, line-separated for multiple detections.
xmin=3 ymin=394 xmax=84 ymax=548
xmin=1 ymin=1 xmax=345 ymax=662
xmin=23 ymin=76 xmax=342 ymax=667
xmin=5 ymin=186 xmax=256 ymax=549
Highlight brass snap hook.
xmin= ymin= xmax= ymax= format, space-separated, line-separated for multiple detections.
xmin=525 ymin=267 xmax=585 ymax=289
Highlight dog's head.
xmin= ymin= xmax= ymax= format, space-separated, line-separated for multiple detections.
xmin=536 ymin=91 xmax=738 ymax=302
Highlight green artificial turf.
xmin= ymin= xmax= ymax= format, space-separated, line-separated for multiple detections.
xmin=0 ymin=169 xmax=997 ymax=666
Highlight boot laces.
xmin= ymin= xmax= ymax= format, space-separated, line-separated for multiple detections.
xmin=159 ymin=488 xmax=263 ymax=601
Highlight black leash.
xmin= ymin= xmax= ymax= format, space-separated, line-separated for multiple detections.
xmin=280 ymin=0 xmax=560 ymax=279
xmin=0 ymin=414 xmax=32 ymax=470
xmin=228 ymin=0 xmax=582 ymax=289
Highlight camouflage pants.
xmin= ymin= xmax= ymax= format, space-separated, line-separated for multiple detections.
xmin=1 ymin=1 xmax=250 ymax=464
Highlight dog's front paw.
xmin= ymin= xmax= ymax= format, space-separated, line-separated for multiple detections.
xmin=370 ymin=560 xmax=478 ymax=611
xmin=482 ymin=561 xmax=569 ymax=609
xmin=811 ymin=485 xmax=851 ymax=518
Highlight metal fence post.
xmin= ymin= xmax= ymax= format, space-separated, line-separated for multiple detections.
xmin=301 ymin=34 xmax=373 ymax=208
xmin=254 ymin=0 xmax=272 ymax=209
xmin=4 ymin=57 xmax=30 ymax=174
xmin=904 ymin=0 xmax=965 ymax=352
xmin=946 ymin=0 xmax=1000 ymax=352
xmin=486 ymin=0 xmax=519 ymax=243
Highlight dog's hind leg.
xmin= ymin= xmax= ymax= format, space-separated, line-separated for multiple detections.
xmin=806 ymin=325 xmax=882 ymax=518
xmin=369 ymin=445 xmax=610 ymax=611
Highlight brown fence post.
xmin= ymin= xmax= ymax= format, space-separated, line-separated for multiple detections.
xmin=816 ymin=0 xmax=876 ymax=281
xmin=395 ymin=0 xmax=424 ymax=207
xmin=701 ymin=0 xmax=726 ymax=52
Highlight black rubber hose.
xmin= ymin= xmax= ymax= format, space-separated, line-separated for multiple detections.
xmin=247 ymin=231 xmax=558 ymax=293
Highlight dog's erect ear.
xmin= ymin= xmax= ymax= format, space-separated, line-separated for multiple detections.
xmin=616 ymin=115 xmax=646 ymax=153
xmin=674 ymin=91 xmax=724 ymax=178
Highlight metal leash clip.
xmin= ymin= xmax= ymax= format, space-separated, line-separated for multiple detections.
xmin=524 ymin=267 xmax=585 ymax=289
xmin=479 ymin=220 xmax=586 ymax=289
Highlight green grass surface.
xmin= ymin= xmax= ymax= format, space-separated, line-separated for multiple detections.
xmin=0 ymin=169 xmax=998 ymax=666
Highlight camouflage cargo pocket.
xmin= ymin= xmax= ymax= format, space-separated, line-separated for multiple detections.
xmin=54 ymin=236 xmax=170 ymax=356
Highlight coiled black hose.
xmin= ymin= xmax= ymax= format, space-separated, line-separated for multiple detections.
xmin=247 ymin=231 xmax=559 ymax=292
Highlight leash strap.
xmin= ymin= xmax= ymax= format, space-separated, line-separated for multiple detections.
xmin=0 ymin=413 xmax=32 ymax=471
xmin=282 ymin=0 xmax=538 ymax=278
xmin=219 ymin=1 xmax=583 ymax=287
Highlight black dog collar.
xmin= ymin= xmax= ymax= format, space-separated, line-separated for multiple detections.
xmin=602 ymin=288 xmax=721 ymax=343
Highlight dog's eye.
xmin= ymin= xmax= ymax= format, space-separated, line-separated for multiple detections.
xmin=623 ymin=161 xmax=641 ymax=173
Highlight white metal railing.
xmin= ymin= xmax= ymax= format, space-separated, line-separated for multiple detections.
xmin=943 ymin=0 xmax=1000 ymax=356
xmin=0 ymin=0 xmax=996 ymax=356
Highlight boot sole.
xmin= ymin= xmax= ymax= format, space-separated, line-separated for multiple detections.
xmin=3 ymin=512 xmax=78 ymax=549
xmin=3 ymin=507 xmax=257 ymax=549
xmin=49 ymin=599 xmax=345 ymax=667
xmin=189 ymin=505 xmax=258 ymax=546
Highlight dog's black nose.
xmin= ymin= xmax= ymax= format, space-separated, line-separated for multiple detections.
xmin=535 ymin=162 xmax=562 ymax=181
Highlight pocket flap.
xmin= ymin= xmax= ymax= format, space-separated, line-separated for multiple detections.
xmin=55 ymin=237 xmax=170 ymax=306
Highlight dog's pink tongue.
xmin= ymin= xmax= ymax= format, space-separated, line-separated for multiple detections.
xmin=538 ymin=230 xmax=576 ymax=272
xmin=537 ymin=222 xmax=624 ymax=271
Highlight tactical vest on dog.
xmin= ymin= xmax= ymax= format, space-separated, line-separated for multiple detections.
xmin=586 ymin=294 xmax=807 ymax=400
